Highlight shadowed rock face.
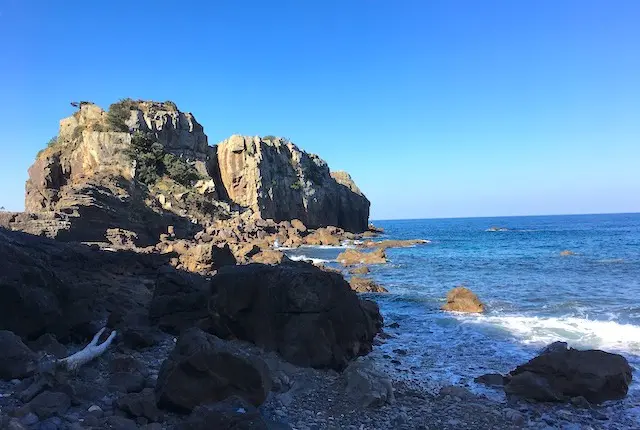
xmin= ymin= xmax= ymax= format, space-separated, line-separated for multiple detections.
xmin=216 ymin=135 xmax=370 ymax=232
xmin=206 ymin=263 xmax=383 ymax=370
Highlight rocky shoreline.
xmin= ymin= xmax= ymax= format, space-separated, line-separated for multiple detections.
xmin=0 ymin=100 xmax=635 ymax=429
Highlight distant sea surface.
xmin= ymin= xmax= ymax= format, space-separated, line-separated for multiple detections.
xmin=285 ymin=213 xmax=640 ymax=413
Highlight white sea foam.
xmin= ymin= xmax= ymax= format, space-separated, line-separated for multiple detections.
xmin=457 ymin=314 xmax=640 ymax=354
xmin=288 ymin=255 xmax=331 ymax=265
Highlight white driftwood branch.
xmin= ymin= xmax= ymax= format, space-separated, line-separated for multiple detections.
xmin=58 ymin=328 xmax=117 ymax=371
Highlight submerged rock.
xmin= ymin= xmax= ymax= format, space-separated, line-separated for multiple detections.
xmin=358 ymin=239 xmax=429 ymax=250
xmin=560 ymin=250 xmax=576 ymax=256
xmin=504 ymin=345 xmax=633 ymax=404
xmin=207 ymin=264 xmax=382 ymax=370
xmin=441 ymin=286 xmax=485 ymax=313
xmin=155 ymin=327 xmax=272 ymax=413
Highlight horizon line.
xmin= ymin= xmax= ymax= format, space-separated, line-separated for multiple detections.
xmin=370 ymin=211 xmax=640 ymax=223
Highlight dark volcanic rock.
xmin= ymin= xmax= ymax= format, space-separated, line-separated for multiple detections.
xmin=475 ymin=373 xmax=506 ymax=387
xmin=207 ymin=264 xmax=382 ymax=370
xmin=179 ymin=396 xmax=268 ymax=430
xmin=504 ymin=346 xmax=633 ymax=403
xmin=149 ymin=267 xmax=209 ymax=334
xmin=27 ymin=334 xmax=68 ymax=359
xmin=0 ymin=228 xmax=164 ymax=342
xmin=24 ymin=391 xmax=71 ymax=419
xmin=116 ymin=388 xmax=163 ymax=422
xmin=0 ymin=330 xmax=37 ymax=380
xmin=155 ymin=327 xmax=271 ymax=413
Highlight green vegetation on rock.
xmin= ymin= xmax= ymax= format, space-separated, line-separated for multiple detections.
xmin=126 ymin=131 xmax=202 ymax=187
xmin=107 ymin=98 xmax=138 ymax=132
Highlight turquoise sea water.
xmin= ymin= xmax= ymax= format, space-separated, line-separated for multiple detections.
xmin=285 ymin=213 xmax=640 ymax=411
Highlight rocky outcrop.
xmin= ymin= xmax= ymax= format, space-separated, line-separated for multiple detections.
xmin=0 ymin=331 xmax=37 ymax=380
xmin=216 ymin=135 xmax=369 ymax=232
xmin=0 ymin=227 xmax=164 ymax=341
xmin=9 ymin=101 xmax=370 ymax=245
xmin=206 ymin=263 xmax=383 ymax=370
xmin=358 ymin=239 xmax=430 ymax=250
xmin=504 ymin=343 xmax=633 ymax=404
xmin=441 ymin=286 xmax=485 ymax=313
xmin=155 ymin=327 xmax=272 ymax=413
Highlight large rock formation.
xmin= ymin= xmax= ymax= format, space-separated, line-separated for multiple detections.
xmin=4 ymin=100 xmax=370 ymax=245
xmin=217 ymin=135 xmax=369 ymax=231
xmin=206 ymin=263 xmax=383 ymax=370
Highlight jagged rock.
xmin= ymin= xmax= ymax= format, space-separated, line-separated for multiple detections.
xmin=176 ymin=242 xmax=236 ymax=273
xmin=504 ymin=346 xmax=633 ymax=403
xmin=349 ymin=277 xmax=388 ymax=293
xmin=344 ymin=359 xmax=394 ymax=408
xmin=0 ymin=228 xmax=163 ymax=341
xmin=116 ymin=388 xmax=163 ymax=422
xmin=475 ymin=373 xmax=507 ymax=387
xmin=27 ymin=334 xmax=67 ymax=359
xmin=349 ymin=266 xmax=370 ymax=275
xmin=441 ymin=286 xmax=485 ymax=313
xmin=337 ymin=248 xmax=387 ymax=266
xmin=22 ymin=391 xmax=71 ymax=419
xmin=217 ymin=135 xmax=369 ymax=232
xmin=149 ymin=267 xmax=209 ymax=334
xmin=250 ymin=250 xmax=289 ymax=265
xmin=303 ymin=227 xmax=343 ymax=246
xmin=179 ymin=396 xmax=268 ymax=430
xmin=207 ymin=264 xmax=382 ymax=370
xmin=0 ymin=331 xmax=37 ymax=380
xmin=155 ymin=328 xmax=271 ymax=413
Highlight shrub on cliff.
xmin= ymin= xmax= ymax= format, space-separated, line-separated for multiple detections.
xmin=107 ymin=98 xmax=137 ymax=132
xmin=126 ymin=131 xmax=201 ymax=186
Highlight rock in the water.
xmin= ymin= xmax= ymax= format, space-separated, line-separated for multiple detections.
xmin=155 ymin=327 xmax=271 ymax=413
xmin=441 ymin=286 xmax=485 ymax=313
xmin=337 ymin=248 xmax=387 ymax=266
xmin=0 ymin=330 xmax=37 ymax=380
xmin=540 ymin=341 xmax=568 ymax=355
xmin=344 ymin=359 xmax=394 ymax=407
xmin=560 ymin=250 xmax=576 ymax=256
xmin=207 ymin=264 xmax=382 ymax=370
xmin=474 ymin=373 xmax=506 ymax=387
xmin=504 ymin=346 xmax=633 ymax=403
xmin=349 ymin=277 xmax=388 ymax=293
xmin=349 ymin=266 xmax=370 ymax=275
xmin=179 ymin=396 xmax=268 ymax=430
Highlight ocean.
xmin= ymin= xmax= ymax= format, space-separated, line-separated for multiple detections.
xmin=285 ymin=213 xmax=640 ymax=418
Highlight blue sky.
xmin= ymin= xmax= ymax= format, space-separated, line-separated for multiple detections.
xmin=1 ymin=1 xmax=638 ymax=219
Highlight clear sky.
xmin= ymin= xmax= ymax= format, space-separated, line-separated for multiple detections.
xmin=1 ymin=1 xmax=639 ymax=219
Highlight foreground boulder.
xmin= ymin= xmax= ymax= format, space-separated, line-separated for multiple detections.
xmin=344 ymin=359 xmax=394 ymax=408
xmin=504 ymin=343 xmax=633 ymax=404
xmin=207 ymin=264 xmax=382 ymax=370
xmin=0 ymin=331 xmax=37 ymax=380
xmin=0 ymin=228 xmax=164 ymax=341
xmin=155 ymin=327 xmax=271 ymax=413
xmin=441 ymin=286 xmax=485 ymax=313
xmin=179 ymin=396 xmax=268 ymax=430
